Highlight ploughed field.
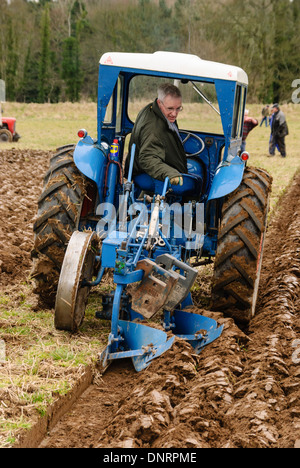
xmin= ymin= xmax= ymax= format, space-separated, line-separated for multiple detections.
xmin=0 ymin=149 xmax=299 ymax=448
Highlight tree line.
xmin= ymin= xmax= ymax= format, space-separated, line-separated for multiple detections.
xmin=0 ymin=0 xmax=299 ymax=104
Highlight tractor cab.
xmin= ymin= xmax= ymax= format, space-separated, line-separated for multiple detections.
xmin=74 ymin=52 xmax=248 ymax=208
xmin=99 ymin=52 xmax=248 ymax=200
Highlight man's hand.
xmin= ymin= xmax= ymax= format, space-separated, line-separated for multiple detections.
xmin=170 ymin=176 xmax=183 ymax=186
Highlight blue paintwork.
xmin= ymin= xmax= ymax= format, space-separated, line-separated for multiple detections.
xmin=172 ymin=309 xmax=224 ymax=354
xmin=104 ymin=140 xmax=120 ymax=206
xmin=97 ymin=66 xmax=120 ymax=137
xmin=208 ymin=156 xmax=245 ymax=201
xmin=73 ymin=138 xmax=108 ymax=201
xmin=215 ymin=80 xmax=236 ymax=138
xmin=134 ymin=172 xmax=203 ymax=197
xmin=99 ymin=320 xmax=175 ymax=372
xmin=101 ymin=231 xmax=128 ymax=268
xmin=118 ymin=320 xmax=175 ymax=372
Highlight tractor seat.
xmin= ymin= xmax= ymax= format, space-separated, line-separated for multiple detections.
xmin=133 ymin=172 xmax=203 ymax=197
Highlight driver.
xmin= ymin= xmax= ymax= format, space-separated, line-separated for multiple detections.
xmin=127 ymin=83 xmax=187 ymax=185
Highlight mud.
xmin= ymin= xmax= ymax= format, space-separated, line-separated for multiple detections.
xmin=0 ymin=149 xmax=299 ymax=448
xmin=0 ymin=149 xmax=51 ymax=288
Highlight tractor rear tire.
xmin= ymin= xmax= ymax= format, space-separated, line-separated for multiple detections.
xmin=31 ymin=145 xmax=92 ymax=307
xmin=212 ymin=166 xmax=272 ymax=325
xmin=0 ymin=128 xmax=13 ymax=142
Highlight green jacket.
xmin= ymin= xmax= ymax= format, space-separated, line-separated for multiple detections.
xmin=127 ymin=99 xmax=187 ymax=181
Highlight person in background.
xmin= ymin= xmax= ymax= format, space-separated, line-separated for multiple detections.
xmin=260 ymin=104 xmax=270 ymax=127
xmin=269 ymin=103 xmax=289 ymax=158
xmin=241 ymin=109 xmax=258 ymax=152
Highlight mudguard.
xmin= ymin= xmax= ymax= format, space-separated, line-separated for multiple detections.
xmin=73 ymin=137 xmax=108 ymax=200
xmin=208 ymin=156 xmax=245 ymax=201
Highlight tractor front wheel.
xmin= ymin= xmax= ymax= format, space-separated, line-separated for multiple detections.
xmin=212 ymin=166 xmax=272 ymax=325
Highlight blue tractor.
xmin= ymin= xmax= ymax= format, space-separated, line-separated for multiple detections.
xmin=32 ymin=52 xmax=271 ymax=371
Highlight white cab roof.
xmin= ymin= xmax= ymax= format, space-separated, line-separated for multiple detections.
xmin=100 ymin=51 xmax=248 ymax=85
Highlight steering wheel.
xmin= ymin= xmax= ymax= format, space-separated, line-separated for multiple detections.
xmin=180 ymin=130 xmax=205 ymax=157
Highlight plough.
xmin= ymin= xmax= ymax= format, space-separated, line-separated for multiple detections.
xmin=55 ymin=143 xmax=223 ymax=372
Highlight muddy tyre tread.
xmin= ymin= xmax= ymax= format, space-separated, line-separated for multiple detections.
xmin=212 ymin=166 xmax=272 ymax=324
xmin=31 ymin=145 xmax=89 ymax=307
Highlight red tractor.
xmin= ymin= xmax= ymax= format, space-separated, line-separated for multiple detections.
xmin=0 ymin=79 xmax=21 ymax=143
xmin=0 ymin=116 xmax=21 ymax=142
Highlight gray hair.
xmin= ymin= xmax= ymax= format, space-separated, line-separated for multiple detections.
xmin=157 ymin=83 xmax=182 ymax=102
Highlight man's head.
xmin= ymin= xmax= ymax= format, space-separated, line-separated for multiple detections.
xmin=157 ymin=83 xmax=183 ymax=123
xmin=272 ymin=103 xmax=280 ymax=113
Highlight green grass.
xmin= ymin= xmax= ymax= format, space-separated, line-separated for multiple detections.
xmin=0 ymin=286 xmax=109 ymax=448
xmin=4 ymin=100 xmax=299 ymax=209
xmin=0 ymin=418 xmax=31 ymax=447
xmin=3 ymin=101 xmax=98 ymax=150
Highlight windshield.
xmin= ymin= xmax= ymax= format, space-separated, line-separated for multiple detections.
xmin=127 ymin=75 xmax=223 ymax=135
